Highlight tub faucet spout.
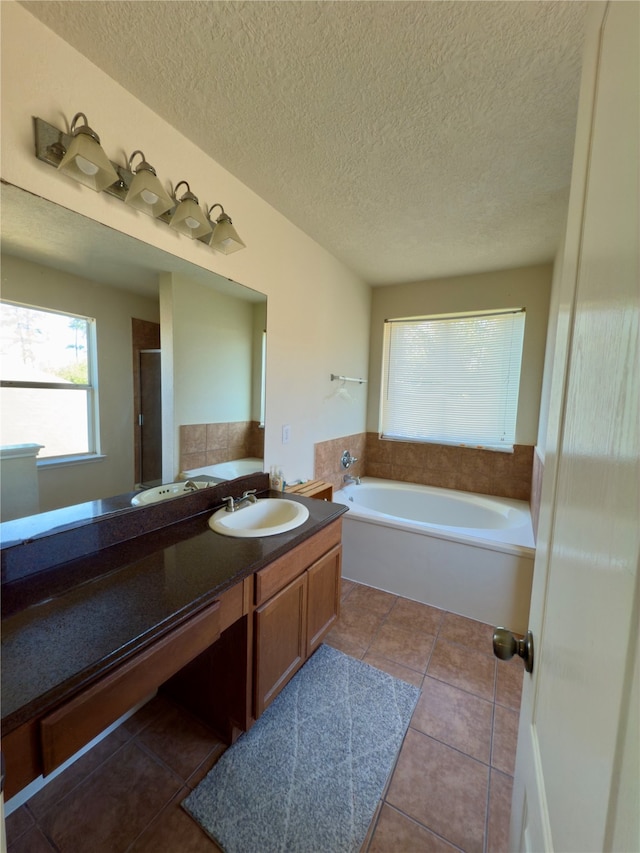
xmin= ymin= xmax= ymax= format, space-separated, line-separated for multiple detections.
xmin=343 ymin=474 xmax=361 ymax=485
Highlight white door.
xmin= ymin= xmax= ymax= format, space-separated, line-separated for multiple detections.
xmin=509 ymin=2 xmax=639 ymax=851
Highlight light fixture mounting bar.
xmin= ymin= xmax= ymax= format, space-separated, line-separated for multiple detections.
xmin=34 ymin=116 xmax=136 ymax=205
xmin=31 ymin=115 xmax=245 ymax=250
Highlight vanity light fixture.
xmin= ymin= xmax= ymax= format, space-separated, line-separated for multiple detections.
xmin=207 ymin=204 xmax=246 ymax=254
xmin=56 ymin=113 xmax=119 ymax=192
xmin=33 ymin=115 xmax=246 ymax=252
xmin=169 ymin=181 xmax=212 ymax=239
xmin=124 ymin=150 xmax=173 ymax=217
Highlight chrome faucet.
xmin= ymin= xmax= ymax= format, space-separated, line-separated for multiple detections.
xmin=222 ymin=489 xmax=258 ymax=512
xmin=343 ymin=474 xmax=361 ymax=485
xmin=341 ymin=450 xmax=358 ymax=469
xmin=183 ymin=480 xmax=200 ymax=492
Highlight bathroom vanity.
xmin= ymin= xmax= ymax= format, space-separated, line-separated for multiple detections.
xmin=0 ymin=473 xmax=346 ymax=801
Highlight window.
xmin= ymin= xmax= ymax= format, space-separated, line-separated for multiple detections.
xmin=380 ymin=308 xmax=525 ymax=451
xmin=0 ymin=301 xmax=99 ymax=460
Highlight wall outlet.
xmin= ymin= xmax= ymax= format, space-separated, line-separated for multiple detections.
xmin=282 ymin=424 xmax=291 ymax=444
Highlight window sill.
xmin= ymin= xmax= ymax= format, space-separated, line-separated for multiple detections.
xmin=37 ymin=454 xmax=107 ymax=469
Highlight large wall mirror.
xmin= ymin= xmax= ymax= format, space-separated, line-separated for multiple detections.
xmin=0 ymin=181 xmax=267 ymax=532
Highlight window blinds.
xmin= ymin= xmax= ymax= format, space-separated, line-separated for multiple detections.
xmin=380 ymin=309 xmax=525 ymax=451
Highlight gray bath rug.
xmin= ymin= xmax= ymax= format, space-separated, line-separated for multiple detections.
xmin=183 ymin=644 xmax=420 ymax=853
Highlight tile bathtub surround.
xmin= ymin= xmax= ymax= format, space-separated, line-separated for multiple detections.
xmin=6 ymin=582 xmax=522 ymax=853
xmin=365 ymin=433 xmax=534 ymax=501
xmin=180 ymin=421 xmax=263 ymax=473
xmin=314 ymin=431 xmax=534 ymax=499
xmin=314 ymin=432 xmax=367 ymax=493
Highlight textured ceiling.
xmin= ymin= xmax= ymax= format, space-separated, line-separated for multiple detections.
xmin=20 ymin=1 xmax=587 ymax=285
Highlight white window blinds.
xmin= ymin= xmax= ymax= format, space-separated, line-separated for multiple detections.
xmin=380 ymin=309 xmax=525 ymax=451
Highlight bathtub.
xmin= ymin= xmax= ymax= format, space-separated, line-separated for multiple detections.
xmin=180 ymin=457 xmax=263 ymax=481
xmin=333 ymin=478 xmax=535 ymax=634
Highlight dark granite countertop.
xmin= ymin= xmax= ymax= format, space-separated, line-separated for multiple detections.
xmin=1 ymin=486 xmax=346 ymax=735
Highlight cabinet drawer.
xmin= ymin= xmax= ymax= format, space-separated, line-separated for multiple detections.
xmin=40 ymin=600 xmax=221 ymax=775
xmin=254 ymin=520 xmax=341 ymax=607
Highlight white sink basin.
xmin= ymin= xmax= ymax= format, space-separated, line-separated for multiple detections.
xmin=131 ymin=481 xmax=209 ymax=506
xmin=208 ymin=498 xmax=309 ymax=537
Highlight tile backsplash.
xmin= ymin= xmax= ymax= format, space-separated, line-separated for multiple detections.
xmin=180 ymin=421 xmax=264 ymax=473
xmin=315 ymin=433 xmax=533 ymax=502
xmin=314 ymin=433 xmax=367 ymax=494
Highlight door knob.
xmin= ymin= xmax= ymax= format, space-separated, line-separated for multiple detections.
xmin=493 ymin=627 xmax=534 ymax=673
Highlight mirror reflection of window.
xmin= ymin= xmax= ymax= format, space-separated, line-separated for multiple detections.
xmin=0 ymin=301 xmax=99 ymax=459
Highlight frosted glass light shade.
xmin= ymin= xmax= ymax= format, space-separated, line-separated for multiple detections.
xmin=57 ymin=132 xmax=119 ymax=192
xmin=169 ymin=197 xmax=212 ymax=239
xmin=125 ymin=169 xmax=173 ymax=217
xmin=209 ymin=217 xmax=246 ymax=254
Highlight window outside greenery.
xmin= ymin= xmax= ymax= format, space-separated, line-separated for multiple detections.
xmin=380 ymin=309 xmax=525 ymax=451
xmin=0 ymin=301 xmax=98 ymax=459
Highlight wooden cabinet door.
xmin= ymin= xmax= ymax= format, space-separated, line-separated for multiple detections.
xmin=254 ymin=572 xmax=307 ymax=717
xmin=306 ymin=544 xmax=342 ymax=657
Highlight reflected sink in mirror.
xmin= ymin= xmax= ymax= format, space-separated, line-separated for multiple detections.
xmin=209 ymin=499 xmax=309 ymax=538
xmin=131 ymin=481 xmax=212 ymax=506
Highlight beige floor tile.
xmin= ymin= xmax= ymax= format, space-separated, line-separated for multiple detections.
xmin=411 ymin=676 xmax=493 ymax=763
xmin=129 ymin=788 xmax=222 ymax=851
xmin=135 ymin=702 xmax=225 ymax=782
xmin=427 ymin=638 xmax=496 ymax=701
xmin=368 ymin=622 xmax=436 ymax=673
xmin=341 ymin=578 xmax=357 ymax=601
xmin=323 ymin=629 xmax=367 ymax=659
xmin=492 ymin=704 xmax=519 ymax=775
xmin=37 ymin=740 xmax=182 ymax=853
xmin=121 ymin=694 xmax=174 ymax=736
xmin=368 ymin=803 xmax=460 ymax=852
xmin=386 ymin=729 xmax=489 ymax=853
xmin=347 ymin=583 xmax=397 ymax=617
xmin=487 ymin=770 xmax=514 ymax=853
xmin=385 ymin=598 xmax=445 ymax=636
xmin=5 ymin=805 xmax=34 ymax=847
xmin=185 ymin=744 xmax=227 ymax=790
xmin=495 ymin=657 xmax=524 ymax=710
xmin=26 ymin=726 xmax=131 ymax=820
xmin=440 ymin=611 xmax=495 ymax=655
xmin=7 ymin=825 xmax=56 ymax=853
xmin=363 ymin=651 xmax=425 ymax=687
xmin=329 ymin=601 xmax=386 ymax=649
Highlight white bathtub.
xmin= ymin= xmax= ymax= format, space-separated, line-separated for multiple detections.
xmin=180 ymin=457 xmax=263 ymax=481
xmin=333 ymin=478 xmax=535 ymax=633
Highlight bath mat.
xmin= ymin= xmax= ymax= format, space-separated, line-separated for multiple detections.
xmin=183 ymin=644 xmax=420 ymax=853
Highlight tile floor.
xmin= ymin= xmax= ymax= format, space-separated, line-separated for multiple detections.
xmin=5 ymin=580 xmax=522 ymax=853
